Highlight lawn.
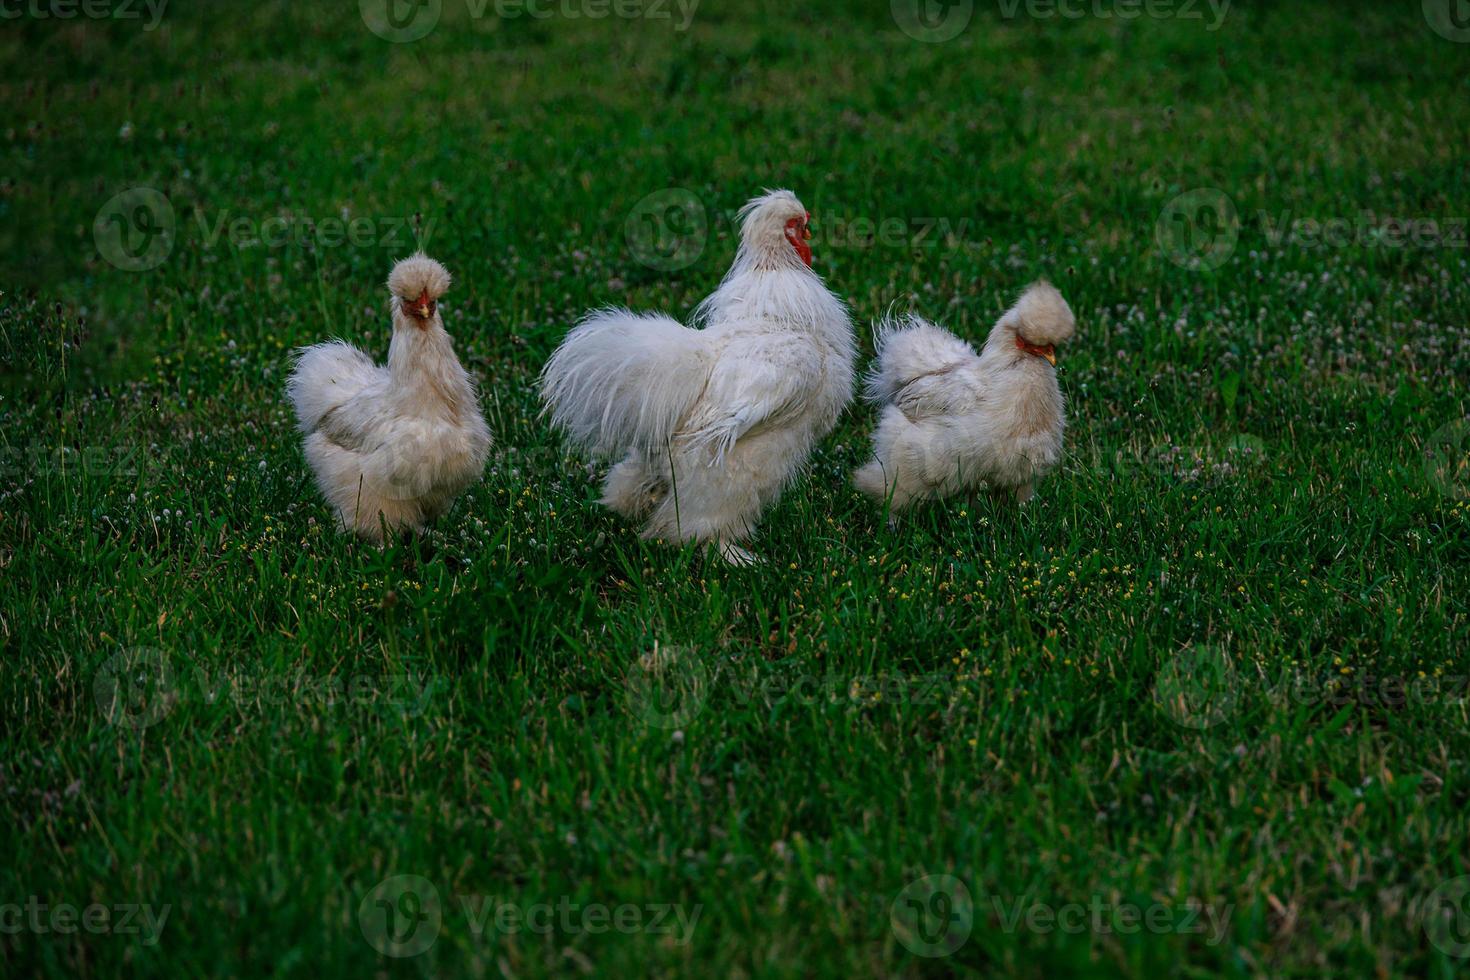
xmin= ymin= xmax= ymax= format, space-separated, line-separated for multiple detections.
xmin=3 ymin=0 xmax=1469 ymax=975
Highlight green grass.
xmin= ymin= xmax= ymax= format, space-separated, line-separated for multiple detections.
xmin=3 ymin=0 xmax=1470 ymax=975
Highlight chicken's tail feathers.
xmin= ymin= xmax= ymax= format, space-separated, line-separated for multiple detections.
xmin=864 ymin=313 xmax=976 ymax=404
xmin=996 ymin=280 xmax=1076 ymax=347
xmin=539 ymin=309 xmax=712 ymax=457
xmin=286 ymin=340 xmax=382 ymax=433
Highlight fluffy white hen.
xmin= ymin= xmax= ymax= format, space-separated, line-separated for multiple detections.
xmin=541 ymin=189 xmax=855 ymax=564
xmin=854 ymin=281 xmax=1075 ymax=513
xmin=287 ymin=253 xmax=491 ymax=542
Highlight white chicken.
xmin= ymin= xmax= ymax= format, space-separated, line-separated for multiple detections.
xmin=286 ymin=253 xmax=491 ymax=542
xmin=854 ymin=281 xmax=1075 ymax=513
xmin=540 ymin=188 xmax=855 ymax=565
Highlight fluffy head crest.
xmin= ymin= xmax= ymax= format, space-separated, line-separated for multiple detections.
xmin=738 ymin=188 xmax=807 ymax=230
xmin=1009 ymin=280 xmax=1075 ymax=346
xmin=388 ymin=253 xmax=452 ymax=301
xmin=735 ymin=188 xmax=811 ymax=268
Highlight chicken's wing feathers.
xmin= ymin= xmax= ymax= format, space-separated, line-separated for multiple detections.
xmin=865 ymin=315 xmax=976 ymax=405
xmin=681 ymin=350 xmax=818 ymax=465
xmin=314 ymin=403 xmax=383 ymax=454
xmin=540 ymin=309 xmax=714 ymax=457
xmin=287 ymin=341 xmax=386 ymax=434
xmin=889 ymin=371 xmax=982 ymax=423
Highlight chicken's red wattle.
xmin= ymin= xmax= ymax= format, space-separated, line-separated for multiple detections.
xmin=785 ymin=215 xmax=813 ymax=267
xmin=402 ymin=290 xmax=436 ymax=327
xmin=1015 ymin=334 xmax=1057 ymax=366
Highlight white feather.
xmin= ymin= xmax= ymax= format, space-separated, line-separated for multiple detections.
xmin=541 ymin=189 xmax=855 ymax=561
xmin=287 ymin=340 xmax=385 ymax=432
xmin=854 ymin=281 xmax=1075 ymax=511
xmin=865 ymin=313 xmax=976 ymax=405
xmin=539 ymin=309 xmax=713 ymax=458
xmin=286 ymin=253 xmax=492 ymax=542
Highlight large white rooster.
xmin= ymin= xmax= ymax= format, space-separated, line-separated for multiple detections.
xmin=541 ymin=189 xmax=855 ymax=565
xmin=287 ymin=254 xmax=491 ymax=542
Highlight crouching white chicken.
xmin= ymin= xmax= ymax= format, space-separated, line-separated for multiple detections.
xmin=540 ymin=189 xmax=855 ymax=565
xmin=286 ymin=253 xmax=491 ymax=542
xmin=854 ymin=281 xmax=1075 ymax=514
